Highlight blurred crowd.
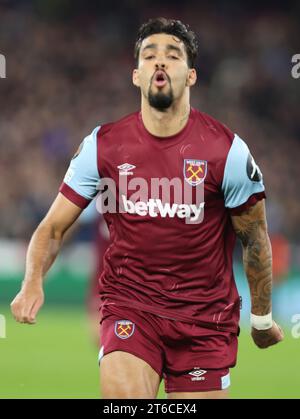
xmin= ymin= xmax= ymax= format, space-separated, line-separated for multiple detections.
xmin=0 ymin=0 xmax=300 ymax=241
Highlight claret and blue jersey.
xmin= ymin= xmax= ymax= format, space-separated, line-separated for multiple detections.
xmin=59 ymin=107 xmax=266 ymax=333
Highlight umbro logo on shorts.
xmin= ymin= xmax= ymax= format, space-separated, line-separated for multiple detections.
xmin=114 ymin=320 xmax=135 ymax=339
xmin=188 ymin=368 xmax=207 ymax=381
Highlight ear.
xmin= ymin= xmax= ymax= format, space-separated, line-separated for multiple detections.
xmin=132 ymin=69 xmax=140 ymax=87
xmin=186 ymin=68 xmax=197 ymax=87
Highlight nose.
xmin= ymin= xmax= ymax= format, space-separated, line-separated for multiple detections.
xmin=155 ymin=63 xmax=166 ymax=70
xmin=155 ymin=56 xmax=166 ymax=70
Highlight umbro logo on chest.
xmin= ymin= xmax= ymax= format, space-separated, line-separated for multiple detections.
xmin=117 ymin=163 xmax=136 ymax=176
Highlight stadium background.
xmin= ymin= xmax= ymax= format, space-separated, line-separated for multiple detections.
xmin=0 ymin=0 xmax=300 ymax=398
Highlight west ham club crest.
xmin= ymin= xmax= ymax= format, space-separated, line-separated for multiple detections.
xmin=183 ymin=159 xmax=207 ymax=186
xmin=114 ymin=320 xmax=135 ymax=339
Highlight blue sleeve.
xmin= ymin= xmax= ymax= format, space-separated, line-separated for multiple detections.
xmin=63 ymin=126 xmax=101 ymax=200
xmin=222 ymin=134 xmax=265 ymax=209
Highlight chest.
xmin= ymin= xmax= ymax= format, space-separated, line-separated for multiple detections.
xmin=101 ymin=132 xmax=223 ymax=188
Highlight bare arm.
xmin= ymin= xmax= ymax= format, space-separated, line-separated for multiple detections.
xmin=11 ymin=193 xmax=83 ymax=324
xmin=231 ymin=199 xmax=283 ymax=348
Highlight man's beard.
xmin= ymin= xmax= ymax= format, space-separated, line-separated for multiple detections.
xmin=148 ymin=86 xmax=174 ymax=111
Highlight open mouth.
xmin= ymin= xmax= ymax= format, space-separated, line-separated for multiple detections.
xmin=153 ymin=70 xmax=168 ymax=87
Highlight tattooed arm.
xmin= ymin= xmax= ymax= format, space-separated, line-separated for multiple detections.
xmin=231 ymin=199 xmax=272 ymax=315
xmin=231 ymin=199 xmax=284 ymax=348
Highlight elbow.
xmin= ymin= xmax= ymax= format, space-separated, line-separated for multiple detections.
xmin=35 ymin=219 xmax=64 ymax=241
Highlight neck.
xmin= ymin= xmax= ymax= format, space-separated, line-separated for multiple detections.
xmin=141 ymin=91 xmax=191 ymax=137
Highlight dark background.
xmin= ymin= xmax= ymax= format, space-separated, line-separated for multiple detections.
xmin=0 ymin=0 xmax=300 ymax=399
xmin=0 ymin=0 xmax=300 ymax=242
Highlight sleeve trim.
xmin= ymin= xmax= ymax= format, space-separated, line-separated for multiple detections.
xmin=59 ymin=182 xmax=91 ymax=209
xmin=229 ymin=191 xmax=266 ymax=215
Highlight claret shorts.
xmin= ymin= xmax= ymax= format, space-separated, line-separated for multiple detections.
xmin=99 ymin=304 xmax=238 ymax=393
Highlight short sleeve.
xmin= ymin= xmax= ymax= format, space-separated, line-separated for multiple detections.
xmin=59 ymin=126 xmax=101 ymax=209
xmin=222 ymin=134 xmax=266 ymax=215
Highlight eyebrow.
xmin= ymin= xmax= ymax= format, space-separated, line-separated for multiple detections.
xmin=142 ymin=43 xmax=183 ymax=56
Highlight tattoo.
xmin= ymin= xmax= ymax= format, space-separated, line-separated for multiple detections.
xmin=231 ymin=200 xmax=272 ymax=315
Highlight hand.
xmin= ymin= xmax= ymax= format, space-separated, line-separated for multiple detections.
xmin=251 ymin=320 xmax=284 ymax=349
xmin=10 ymin=283 xmax=44 ymax=324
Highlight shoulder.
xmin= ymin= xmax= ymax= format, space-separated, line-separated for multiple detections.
xmin=192 ymin=108 xmax=234 ymax=148
xmin=191 ymin=109 xmax=236 ymax=183
xmin=221 ymin=133 xmax=265 ymax=212
xmin=97 ymin=111 xmax=139 ymax=139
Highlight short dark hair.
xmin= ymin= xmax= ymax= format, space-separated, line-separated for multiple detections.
xmin=134 ymin=17 xmax=198 ymax=68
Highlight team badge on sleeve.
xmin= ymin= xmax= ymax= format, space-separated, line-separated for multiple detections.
xmin=114 ymin=320 xmax=135 ymax=339
xmin=246 ymin=153 xmax=262 ymax=182
xmin=184 ymin=159 xmax=207 ymax=186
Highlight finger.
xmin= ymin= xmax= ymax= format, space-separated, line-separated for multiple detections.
xmin=264 ymin=336 xmax=282 ymax=349
xmin=270 ymin=322 xmax=284 ymax=341
xmin=23 ymin=317 xmax=36 ymax=324
xmin=29 ymin=298 xmax=43 ymax=322
xmin=277 ymin=329 xmax=284 ymax=341
xmin=278 ymin=324 xmax=284 ymax=338
xmin=20 ymin=301 xmax=37 ymax=324
xmin=274 ymin=323 xmax=284 ymax=341
xmin=12 ymin=314 xmax=21 ymax=323
xmin=11 ymin=297 xmax=27 ymax=322
xmin=11 ymin=306 xmax=23 ymax=323
xmin=22 ymin=313 xmax=36 ymax=324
